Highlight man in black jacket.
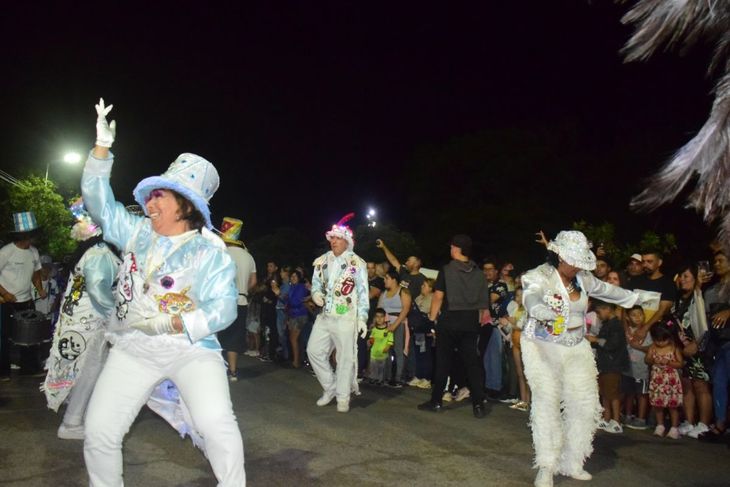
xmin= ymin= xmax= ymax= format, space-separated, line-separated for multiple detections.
xmin=418 ymin=235 xmax=491 ymax=418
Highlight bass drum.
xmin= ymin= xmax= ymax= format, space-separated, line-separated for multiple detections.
xmin=9 ymin=309 xmax=53 ymax=346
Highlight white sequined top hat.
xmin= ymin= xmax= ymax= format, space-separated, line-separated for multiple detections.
xmin=11 ymin=211 xmax=40 ymax=234
xmin=326 ymin=213 xmax=355 ymax=251
xmin=133 ymin=153 xmax=220 ymax=229
xmin=547 ymin=230 xmax=596 ymax=271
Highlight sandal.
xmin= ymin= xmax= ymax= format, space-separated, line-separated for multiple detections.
xmin=698 ymin=425 xmax=726 ymax=443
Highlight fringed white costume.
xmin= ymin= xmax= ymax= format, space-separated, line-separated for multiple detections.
xmin=521 ymin=231 xmax=646 ymax=486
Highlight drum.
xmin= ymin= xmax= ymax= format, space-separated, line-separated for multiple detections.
xmin=9 ymin=309 xmax=52 ymax=346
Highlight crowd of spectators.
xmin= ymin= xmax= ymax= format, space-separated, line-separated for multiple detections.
xmin=231 ymin=233 xmax=730 ymax=444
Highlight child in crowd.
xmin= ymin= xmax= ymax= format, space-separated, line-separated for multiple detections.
xmin=588 ymin=300 xmax=629 ymax=434
xmin=504 ymin=287 xmax=529 ymax=411
xmin=646 ymin=320 xmax=684 ymax=439
xmin=367 ymin=308 xmax=393 ymax=385
xmin=622 ymin=305 xmax=652 ymax=430
xmin=408 ymin=278 xmax=436 ymax=389
xmin=244 ymin=282 xmax=266 ymax=357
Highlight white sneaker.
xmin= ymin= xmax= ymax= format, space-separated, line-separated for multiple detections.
xmin=534 ymin=467 xmax=553 ymax=487
xmin=654 ymin=424 xmax=666 ymax=437
xmin=666 ymin=426 xmax=680 ymax=439
xmin=566 ymin=469 xmax=592 ymax=481
xmin=454 ymin=387 xmax=470 ymax=402
xmin=677 ymin=421 xmax=694 ymax=435
xmin=57 ymin=423 xmax=85 ymax=440
xmin=316 ymin=391 xmax=335 ymax=407
xmin=442 ymin=391 xmax=454 ymax=402
xmin=407 ymin=377 xmax=421 ymax=386
xmin=336 ymin=400 xmax=349 ymax=413
xmin=688 ymin=422 xmax=709 ymax=439
xmin=607 ymin=419 xmax=623 ymax=434
xmin=597 ymin=419 xmax=609 ymax=431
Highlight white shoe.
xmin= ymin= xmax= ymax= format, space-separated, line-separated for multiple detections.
xmin=688 ymin=422 xmax=709 ymax=439
xmin=442 ymin=391 xmax=454 ymax=402
xmin=336 ymin=400 xmax=350 ymax=413
xmin=454 ymin=387 xmax=470 ymax=402
xmin=316 ymin=391 xmax=335 ymax=407
xmin=407 ymin=377 xmax=421 ymax=386
xmin=677 ymin=420 xmax=694 ymax=435
xmin=654 ymin=424 xmax=666 ymax=437
xmin=597 ymin=419 xmax=610 ymax=431
xmin=606 ymin=419 xmax=623 ymax=434
xmin=534 ymin=467 xmax=553 ymax=487
xmin=666 ymin=426 xmax=680 ymax=439
xmin=57 ymin=423 xmax=85 ymax=440
xmin=566 ymin=469 xmax=592 ymax=481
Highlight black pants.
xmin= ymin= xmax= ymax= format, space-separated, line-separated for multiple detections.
xmin=1 ymin=301 xmax=41 ymax=375
xmin=430 ymin=325 xmax=484 ymax=406
xmin=261 ymin=304 xmax=278 ymax=359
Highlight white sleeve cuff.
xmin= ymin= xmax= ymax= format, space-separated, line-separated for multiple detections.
xmin=181 ymin=309 xmax=212 ymax=344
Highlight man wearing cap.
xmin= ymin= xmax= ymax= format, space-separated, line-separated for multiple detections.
xmin=218 ymin=217 xmax=257 ymax=382
xmin=521 ymin=231 xmax=648 ymax=487
xmin=307 ymin=215 xmax=369 ymax=413
xmin=625 ymin=253 xmax=644 ymax=288
xmin=0 ymin=211 xmax=47 ymax=378
xmin=80 ymin=99 xmax=245 ymax=486
xmin=418 ymin=234 xmax=491 ymax=418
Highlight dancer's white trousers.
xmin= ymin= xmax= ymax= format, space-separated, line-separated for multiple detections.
xmin=521 ymin=338 xmax=601 ymax=475
xmin=306 ymin=314 xmax=357 ymax=402
xmin=84 ymin=347 xmax=245 ymax=487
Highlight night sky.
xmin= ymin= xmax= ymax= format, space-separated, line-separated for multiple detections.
xmin=0 ymin=1 xmax=718 ymax=265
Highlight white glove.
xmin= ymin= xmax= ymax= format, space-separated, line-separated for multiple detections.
xmin=130 ymin=314 xmax=177 ymax=336
xmin=312 ymin=292 xmax=324 ymax=307
xmin=357 ymin=319 xmax=368 ymax=339
xmin=95 ymin=97 xmax=116 ymax=148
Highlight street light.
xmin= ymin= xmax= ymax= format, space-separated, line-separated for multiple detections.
xmin=366 ymin=207 xmax=377 ymax=227
xmin=45 ymin=152 xmax=82 ymax=184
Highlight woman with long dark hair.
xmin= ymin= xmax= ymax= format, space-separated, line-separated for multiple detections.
xmin=43 ymin=199 xmax=120 ymax=440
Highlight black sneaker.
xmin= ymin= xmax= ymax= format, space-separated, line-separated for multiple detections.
xmin=417 ymin=400 xmax=443 ymax=412
xmin=473 ymin=400 xmax=488 ymax=419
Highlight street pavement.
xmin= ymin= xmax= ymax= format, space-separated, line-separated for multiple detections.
xmin=1 ymin=355 xmax=728 ymax=486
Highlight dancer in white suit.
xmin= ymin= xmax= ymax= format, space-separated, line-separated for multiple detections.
xmin=522 ymin=231 xmax=648 ymax=487
xmin=307 ymin=214 xmax=369 ymax=413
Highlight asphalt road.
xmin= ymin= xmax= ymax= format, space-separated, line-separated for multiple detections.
xmin=1 ymin=355 xmax=728 ymax=486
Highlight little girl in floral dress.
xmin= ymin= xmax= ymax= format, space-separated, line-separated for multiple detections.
xmin=646 ymin=320 xmax=684 ymax=439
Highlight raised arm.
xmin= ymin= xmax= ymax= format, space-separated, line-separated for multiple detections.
xmin=81 ymin=98 xmax=142 ymax=251
xmin=376 ymin=239 xmax=402 ymax=270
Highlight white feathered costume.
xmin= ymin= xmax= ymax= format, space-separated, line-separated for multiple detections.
xmin=521 ymin=232 xmax=645 ymax=482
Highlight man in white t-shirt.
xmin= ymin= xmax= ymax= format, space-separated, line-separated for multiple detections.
xmin=0 ymin=211 xmax=47 ymax=379
xmin=217 ymin=217 xmax=257 ymax=381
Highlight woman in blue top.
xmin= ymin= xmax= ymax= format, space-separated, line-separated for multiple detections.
xmin=285 ymin=270 xmax=310 ymax=368
xmin=81 ymin=99 xmax=244 ymax=487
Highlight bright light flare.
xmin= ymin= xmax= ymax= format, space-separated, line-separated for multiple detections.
xmin=63 ymin=152 xmax=82 ymax=164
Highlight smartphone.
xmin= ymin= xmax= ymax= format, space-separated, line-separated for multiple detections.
xmin=698 ymin=260 xmax=713 ymax=280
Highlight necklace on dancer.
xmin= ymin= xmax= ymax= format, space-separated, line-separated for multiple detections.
xmin=565 ymin=281 xmax=576 ymax=294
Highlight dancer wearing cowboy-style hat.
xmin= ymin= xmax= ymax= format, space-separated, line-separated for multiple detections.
xmin=521 ymin=230 xmax=653 ymax=487
xmin=307 ymin=214 xmax=369 ymax=413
